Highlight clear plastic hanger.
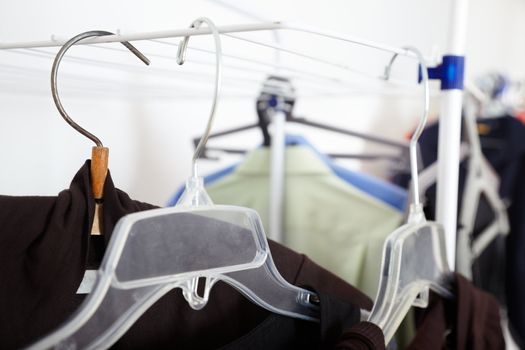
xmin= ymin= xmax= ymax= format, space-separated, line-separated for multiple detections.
xmin=414 ymin=91 xmax=509 ymax=299
xmin=28 ymin=17 xmax=319 ymax=350
xmin=367 ymin=47 xmax=454 ymax=344
xmin=456 ymin=97 xmax=509 ymax=289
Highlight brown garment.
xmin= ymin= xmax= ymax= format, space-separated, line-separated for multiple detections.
xmin=335 ymin=322 xmax=385 ymax=350
xmin=218 ymin=289 xmax=367 ymax=350
xmin=335 ymin=273 xmax=506 ymax=350
xmin=407 ymin=274 xmax=505 ymax=350
xmin=0 ymin=161 xmax=371 ymax=349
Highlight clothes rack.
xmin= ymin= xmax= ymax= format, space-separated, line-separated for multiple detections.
xmin=0 ymin=8 xmax=468 ymax=269
xmin=4 ymin=35 xmax=425 ymax=92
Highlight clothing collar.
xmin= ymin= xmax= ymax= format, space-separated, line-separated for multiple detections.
xmin=236 ymin=145 xmax=332 ymax=176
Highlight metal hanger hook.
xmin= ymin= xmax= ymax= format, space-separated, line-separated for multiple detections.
xmin=51 ymin=31 xmax=150 ymax=147
xmin=384 ymin=47 xmax=430 ymax=208
xmin=176 ymin=18 xmax=223 ymax=176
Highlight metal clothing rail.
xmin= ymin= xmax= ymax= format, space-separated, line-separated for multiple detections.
xmin=0 ymin=22 xmax=426 ymax=60
xmin=2 ymin=50 xmax=429 ymax=100
xmin=5 ymin=42 xmax=424 ymax=97
xmin=3 ymin=26 xmax=430 ymax=99
xmin=0 ymin=23 xmax=430 ymax=92
xmin=0 ymin=17 xmax=467 ymax=270
xmin=151 ymin=38 xmax=407 ymax=87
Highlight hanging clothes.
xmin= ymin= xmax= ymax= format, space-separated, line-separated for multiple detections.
xmin=407 ymin=274 xmax=505 ymax=350
xmin=168 ymin=134 xmax=407 ymax=212
xmin=335 ymin=274 xmax=505 ymax=350
xmin=405 ymin=116 xmax=525 ymax=348
xmin=287 ymin=135 xmax=407 ymax=212
xmin=0 ymin=161 xmax=373 ymax=350
xmin=476 ymin=116 xmax=525 ymax=348
xmin=204 ymin=145 xmax=403 ymax=299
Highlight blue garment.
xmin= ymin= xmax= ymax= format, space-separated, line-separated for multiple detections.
xmin=168 ymin=134 xmax=407 ymax=211
xmin=330 ymin=163 xmax=406 ymax=211
xmin=285 ymin=134 xmax=407 ymax=211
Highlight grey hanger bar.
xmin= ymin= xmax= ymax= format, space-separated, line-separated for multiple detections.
xmin=325 ymin=152 xmax=403 ymax=161
xmin=192 ymin=123 xmax=260 ymax=149
xmin=200 ymin=146 xmax=404 ymax=162
xmin=290 ymin=117 xmax=409 ymax=150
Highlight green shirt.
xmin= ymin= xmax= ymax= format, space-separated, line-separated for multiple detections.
xmin=207 ymin=145 xmax=402 ymax=298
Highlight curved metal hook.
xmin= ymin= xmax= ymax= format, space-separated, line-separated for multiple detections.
xmin=51 ymin=31 xmax=150 ymax=147
xmin=176 ymin=18 xmax=223 ymax=176
xmin=384 ymin=47 xmax=429 ymax=209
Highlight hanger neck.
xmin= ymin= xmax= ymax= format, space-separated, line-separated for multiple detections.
xmin=90 ymin=146 xmax=109 ymax=235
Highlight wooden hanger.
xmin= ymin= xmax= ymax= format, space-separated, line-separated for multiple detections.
xmin=50 ymin=30 xmax=150 ymax=234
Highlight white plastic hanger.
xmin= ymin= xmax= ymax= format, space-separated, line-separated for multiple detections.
xmin=456 ymin=98 xmax=509 ymax=279
xmin=28 ymin=17 xmax=320 ymax=350
xmin=415 ymin=92 xmax=509 ymax=286
xmin=367 ymin=47 xmax=454 ymax=344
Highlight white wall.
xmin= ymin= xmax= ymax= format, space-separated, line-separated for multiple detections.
xmin=0 ymin=0 xmax=524 ymax=205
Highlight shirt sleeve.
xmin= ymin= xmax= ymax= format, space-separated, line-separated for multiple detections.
xmin=335 ymin=322 xmax=385 ymax=350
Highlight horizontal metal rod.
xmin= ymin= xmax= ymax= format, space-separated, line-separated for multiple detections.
xmin=194 ymin=123 xmax=260 ymax=145
xmin=150 ymin=39 xmax=408 ymax=90
xmin=11 ymin=48 xmax=262 ymax=87
xmin=201 ymin=147 xmax=403 ymax=161
xmin=292 ymin=117 xmax=410 ymax=150
xmin=0 ymin=23 xmax=282 ymax=49
xmin=0 ymin=22 xmax=425 ymax=61
xmin=6 ymin=44 xmax=427 ymax=96
xmin=281 ymin=23 xmax=426 ymax=59
xmin=5 ymin=49 xmax=366 ymax=97
xmin=325 ymin=152 xmax=401 ymax=161
xmin=224 ymin=33 xmax=381 ymax=79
